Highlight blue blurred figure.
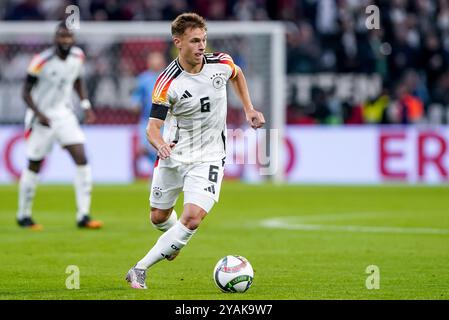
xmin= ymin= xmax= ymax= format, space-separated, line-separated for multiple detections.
xmin=131 ymin=51 xmax=167 ymax=163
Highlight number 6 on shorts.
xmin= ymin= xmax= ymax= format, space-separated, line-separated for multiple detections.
xmin=208 ymin=165 xmax=219 ymax=183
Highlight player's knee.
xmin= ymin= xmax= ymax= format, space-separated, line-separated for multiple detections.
xmin=150 ymin=207 xmax=171 ymax=225
xmin=28 ymin=160 xmax=43 ymax=173
xmin=75 ymin=154 xmax=88 ymax=166
xmin=180 ymin=213 xmax=203 ymax=230
xmin=180 ymin=203 xmax=208 ymax=230
xmin=66 ymin=145 xmax=88 ymax=165
xmin=181 ymin=217 xmax=201 ymax=230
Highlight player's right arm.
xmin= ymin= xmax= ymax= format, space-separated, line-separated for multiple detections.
xmin=23 ymin=55 xmax=50 ymax=126
xmin=146 ymin=67 xmax=178 ymax=160
xmin=146 ymin=117 xmax=175 ymax=160
xmin=23 ymin=75 xmax=50 ymax=127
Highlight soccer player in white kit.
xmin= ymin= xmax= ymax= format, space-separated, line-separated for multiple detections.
xmin=126 ymin=13 xmax=265 ymax=289
xmin=16 ymin=22 xmax=103 ymax=230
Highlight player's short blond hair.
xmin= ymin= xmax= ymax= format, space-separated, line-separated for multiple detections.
xmin=171 ymin=13 xmax=207 ymax=37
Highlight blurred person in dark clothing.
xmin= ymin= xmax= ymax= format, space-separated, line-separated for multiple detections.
xmin=388 ymin=23 xmax=419 ymax=83
xmin=419 ymin=32 xmax=448 ymax=92
xmin=430 ymin=70 xmax=449 ymax=123
xmin=5 ymin=0 xmax=44 ymax=20
xmin=89 ymin=0 xmax=135 ymax=20
xmin=309 ymin=86 xmax=332 ymax=124
xmin=287 ymin=22 xmax=321 ymax=73
xmin=366 ymin=29 xmax=388 ymax=78
xmin=162 ymin=0 xmax=190 ymax=20
xmin=335 ymin=16 xmax=362 ymax=72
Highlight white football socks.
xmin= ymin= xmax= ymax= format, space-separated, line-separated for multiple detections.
xmin=17 ymin=168 xmax=39 ymax=220
xmin=152 ymin=209 xmax=178 ymax=232
xmin=74 ymin=165 xmax=92 ymax=221
xmin=135 ymin=220 xmax=196 ymax=270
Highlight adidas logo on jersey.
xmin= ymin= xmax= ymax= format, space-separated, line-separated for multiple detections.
xmin=180 ymin=90 xmax=192 ymax=99
xmin=204 ymin=185 xmax=216 ymax=194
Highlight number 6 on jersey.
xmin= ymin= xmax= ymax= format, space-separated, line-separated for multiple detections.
xmin=200 ymin=96 xmax=210 ymax=112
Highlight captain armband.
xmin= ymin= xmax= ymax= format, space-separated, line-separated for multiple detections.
xmin=150 ymin=104 xmax=169 ymax=120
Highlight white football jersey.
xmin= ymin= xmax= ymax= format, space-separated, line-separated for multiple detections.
xmin=25 ymin=46 xmax=85 ymax=127
xmin=152 ymin=52 xmax=238 ymax=163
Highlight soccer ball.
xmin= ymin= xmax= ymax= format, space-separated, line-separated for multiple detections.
xmin=213 ymin=255 xmax=254 ymax=293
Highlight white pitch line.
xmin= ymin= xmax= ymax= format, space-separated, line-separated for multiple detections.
xmin=261 ymin=218 xmax=449 ymax=235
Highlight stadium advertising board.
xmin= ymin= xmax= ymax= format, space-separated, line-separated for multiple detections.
xmin=0 ymin=126 xmax=134 ymax=183
xmin=282 ymin=126 xmax=449 ymax=184
xmin=1 ymin=125 xmax=448 ymax=184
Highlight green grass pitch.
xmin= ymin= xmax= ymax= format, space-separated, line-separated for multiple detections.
xmin=0 ymin=181 xmax=448 ymax=300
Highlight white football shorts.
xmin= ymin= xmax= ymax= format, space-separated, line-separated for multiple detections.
xmin=25 ymin=112 xmax=86 ymax=161
xmin=150 ymin=157 xmax=225 ymax=213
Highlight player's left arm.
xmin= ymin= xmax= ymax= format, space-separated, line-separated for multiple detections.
xmin=74 ymin=77 xmax=96 ymax=124
xmin=230 ymin=66 xmax=265 ymax=129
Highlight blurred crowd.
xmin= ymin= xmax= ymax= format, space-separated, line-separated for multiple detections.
xmin=284 ymin=0 xmax=449 ymax=125
xmin=1 ymin=0 xmax=449 ymax=124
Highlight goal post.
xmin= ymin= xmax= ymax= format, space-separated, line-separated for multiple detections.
xmin=0 ymin=21 xmax=286 ymax=182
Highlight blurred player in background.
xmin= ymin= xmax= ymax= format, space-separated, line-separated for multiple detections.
xmin=130 ymin=51 xmax=167 ymax=165
xmin=126 ymin=12 xmax=265 ymax=289
xmin=17 ymin=22 xmax=103 ymax=230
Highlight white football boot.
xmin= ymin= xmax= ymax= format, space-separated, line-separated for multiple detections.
xmin=125 ymin=266 xmax=147 ymax=289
